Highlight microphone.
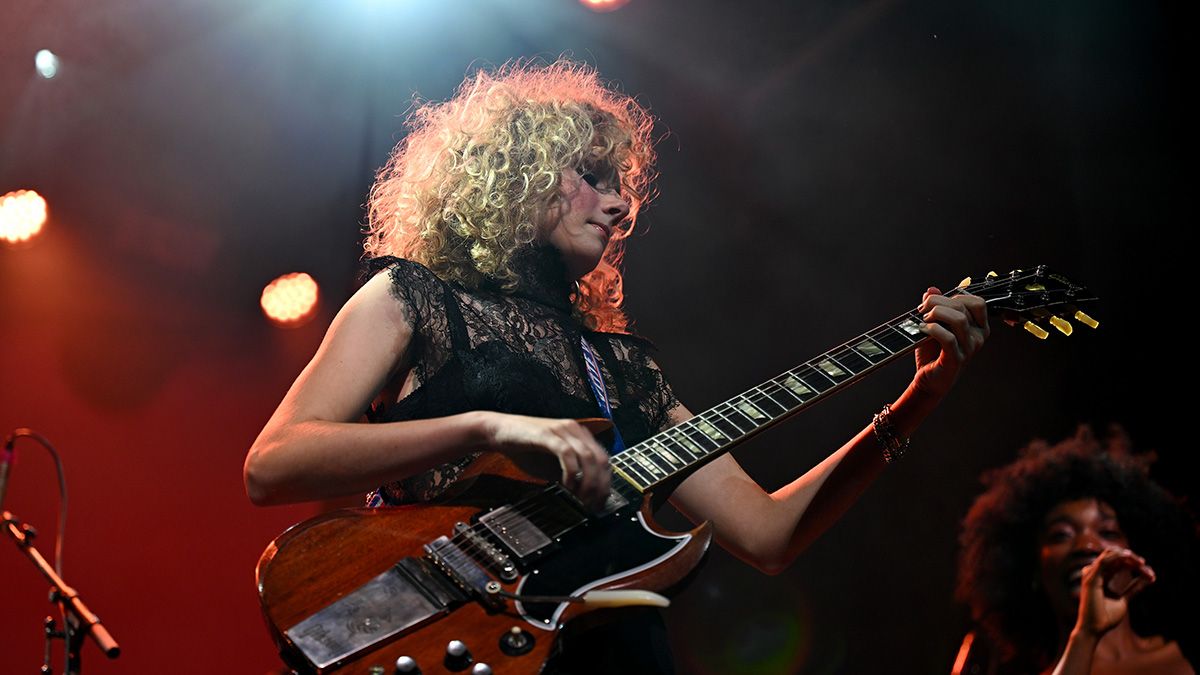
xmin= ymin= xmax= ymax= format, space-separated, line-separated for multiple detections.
xmin=0 ymin=433 xmax=13 ymax=510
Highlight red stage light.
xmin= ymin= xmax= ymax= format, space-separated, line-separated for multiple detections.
xmin=0 ymin=190 xmax=48 ymax=245
xmin=579 ymin=0 xmax=631 ymax=13
xmin=261 ymin=272 xmax=319 ymax=327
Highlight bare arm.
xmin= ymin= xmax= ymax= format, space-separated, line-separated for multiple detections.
xmin=245 ymin=272 xmax=484 ymax=504
xmin=244 ymin=272 xmax=612 ymax=507
xmin=669 ymin=289 xmax=988 ymax=574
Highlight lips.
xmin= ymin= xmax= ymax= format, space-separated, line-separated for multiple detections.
xmin=588 ymin=221 xmax=612 ymax=239
xmin=1064 ymin=558 xmax=1096 ymax=593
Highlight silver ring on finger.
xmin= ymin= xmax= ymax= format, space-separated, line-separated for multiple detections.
xmin=573 ymin=471 xmax=585 ymax=482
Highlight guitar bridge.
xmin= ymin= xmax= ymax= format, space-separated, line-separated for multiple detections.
xmin=454 ymin=521 xmax=519 ymax=582
xmin=425 ymin=536 xmax=504 ymax=608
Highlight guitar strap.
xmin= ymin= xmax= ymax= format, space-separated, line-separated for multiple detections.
xmin=579 ymin=335 xmax=626 ymax=455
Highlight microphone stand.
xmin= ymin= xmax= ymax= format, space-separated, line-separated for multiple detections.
xmin=2 ymin=510 xmax=120 ymax=674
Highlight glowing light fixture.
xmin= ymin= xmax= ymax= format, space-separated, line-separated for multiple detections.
xmin=35 ymin=49 xmax=59 ymax=79
xmin=0 ymin=190 xmax=48 ymax=244
xmin=261 ymin=272 xmax=320 ymax=326
xmin=579 ymin=0 xmax=631 ymax=12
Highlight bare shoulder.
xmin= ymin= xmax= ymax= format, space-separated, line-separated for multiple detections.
xmin=276 ymin=271 xmax=418 ymax=425
xmin=1092 ymin=638 xmax=1195 ymax=675
xmin=341 ymin=267 xmax=416 ymax=333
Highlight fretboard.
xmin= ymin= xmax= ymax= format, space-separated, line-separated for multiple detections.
xmin=609 ymin=309 xmax=929 ymax=492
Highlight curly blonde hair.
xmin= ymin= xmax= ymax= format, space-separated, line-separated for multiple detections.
xmin=364 ymin=59 xmax=657 ymax=332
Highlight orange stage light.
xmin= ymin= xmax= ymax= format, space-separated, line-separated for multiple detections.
xmin=579 ymin=0 xmax=631 ymax=12
xmin=261 ymin=272 xmax=320 ymax=327
xmin=0 ymin=190 xmax=48 ymax=245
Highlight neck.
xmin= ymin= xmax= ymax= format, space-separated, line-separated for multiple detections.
xmin=1058 ymin=615 xmax=1162 ymax=663
xmin=500 ymin=245 xmax=575 ymax=312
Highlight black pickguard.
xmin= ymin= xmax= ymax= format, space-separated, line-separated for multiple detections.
xmin=514 ymin=504 xmax=690 ymax=625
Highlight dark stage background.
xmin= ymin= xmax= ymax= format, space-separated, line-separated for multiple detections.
xmin=1 ymin=1 xmax=1186 ymax=673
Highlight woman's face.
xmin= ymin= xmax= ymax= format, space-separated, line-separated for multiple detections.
xmin=1037 ymin=497 xmax=1129 ymax=620
xmin=539 ymin=165 xmax=630 ymax=279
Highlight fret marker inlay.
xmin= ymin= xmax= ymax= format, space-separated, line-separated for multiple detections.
xmin=695 ymin=419 xmax=726 ymax=441
xmin=736 ymin=399 xmax=767 ymax=420
xmin=668 ymin=430 xmax=703 ymax=454
xmin=782 ymin=375 xmax=813 ymax=397
xmin=657 ymin=446 xmax=683 ymax=465
xmin=817 ymin=359 xmax=847 ymax=378
xmin=633 ymin=454 xmax=664 ymax=477
xmin=855 ymin=339 xmax=885 ymax=358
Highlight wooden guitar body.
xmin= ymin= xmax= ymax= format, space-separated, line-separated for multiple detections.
xmin=257 ymin=452 xmax=712 ymax=674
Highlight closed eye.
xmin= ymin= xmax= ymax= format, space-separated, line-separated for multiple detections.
xmin=1044 ymin=530 xmax=1072 ymax=544
xmin=577 ymin=167 xmax=621 ymax=195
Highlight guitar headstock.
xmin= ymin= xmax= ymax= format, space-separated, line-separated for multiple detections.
xmin=951 ymin=266 xmax=1099 ymax=339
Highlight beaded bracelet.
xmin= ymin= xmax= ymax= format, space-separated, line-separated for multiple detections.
xmin=872 ymin=403 xmax=910 ymax=463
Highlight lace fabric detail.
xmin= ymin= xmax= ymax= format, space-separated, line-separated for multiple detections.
xmin=364 ymin=255 xmax=680 ymax=505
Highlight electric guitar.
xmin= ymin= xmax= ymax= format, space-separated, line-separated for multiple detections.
xmin=256 ymin=266 xmax=1097 ymax=674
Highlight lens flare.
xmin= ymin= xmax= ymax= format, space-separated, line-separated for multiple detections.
xmin=0 ymin=190 xmax=49 ymax=244
xmin=35 ymin=49 xmax=60 ymax=79
xmin=261 ymin=272 xmax=320 ymax=326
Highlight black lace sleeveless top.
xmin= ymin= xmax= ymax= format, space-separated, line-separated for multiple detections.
xmin=364 ymin=248 xmax=680 ymax=505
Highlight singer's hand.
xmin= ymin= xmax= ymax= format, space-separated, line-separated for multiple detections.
xmin=1075 ymin=547 xmax=1155 ymax=638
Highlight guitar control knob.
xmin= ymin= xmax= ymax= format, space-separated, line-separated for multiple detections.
xmin=394 ymin=655 xmax=421 ymax=674
xmin=471 ymin=664 xmax=493 ymax=675
xmin=499 ymin=626 xmax=535 ymax=656
xmin=444 ymin=640 xmax=472 ymax=670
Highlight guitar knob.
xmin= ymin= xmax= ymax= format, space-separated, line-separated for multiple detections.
xmin=445 ymin=640 xmax=472 ymax=670
xmin=471 ymin=664 xmax=493 ymax=675
xmin=499 ymin=626 xmax=535 ymax=656
xmin=394 ymin=655 xmax=421 ymax=674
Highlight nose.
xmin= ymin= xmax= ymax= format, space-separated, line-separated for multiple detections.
xmin=601 ymin=192 xmax=630 ymax=227
xmin=1072 ymin=531 xmax=1104 ymax=554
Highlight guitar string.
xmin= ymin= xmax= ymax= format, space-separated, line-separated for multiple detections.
xmin=430 ymin=274 xmax=1079 ymax=580
xmin=431 ymin=293 xmax=970 ymax=572
xmin=430 ymin=317 xmax=931 ymax=577
xmin=448 ymin=269 xmax=1052 ymax=542
xmin=436 ymin=301 xmax=960 ymax=565
xmin=433 ymin=372 xmax=818 ymax=559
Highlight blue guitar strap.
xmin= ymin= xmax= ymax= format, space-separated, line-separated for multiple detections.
xmin=580 ymin=335 xmax=626 ymax=455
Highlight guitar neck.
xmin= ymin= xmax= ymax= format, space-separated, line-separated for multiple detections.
xmin=609 ymin=307 xmax=931 ymax=492
xmin=609 ymin=265 xmax=1098 ymax=494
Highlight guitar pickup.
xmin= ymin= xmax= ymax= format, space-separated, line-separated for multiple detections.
xmin=478 ymin=505 xmax=554 ymax=559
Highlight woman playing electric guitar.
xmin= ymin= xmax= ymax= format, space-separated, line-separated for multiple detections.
xmin=243 ymin=59 xmax=988 ymax=674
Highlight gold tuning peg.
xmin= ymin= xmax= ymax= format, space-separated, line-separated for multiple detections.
xmin=1073 ymin=310 xmax=1099 ymax=329
xmin=958 ymin=276 xmax=971 ymax=288
xmin=1023 ymin=321 xmax=1050 ymax=340
xmin=986 ymin=271 xmax=998 ymax=279
xmin=1048 ymin=316 xmax=1073 ymax=336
